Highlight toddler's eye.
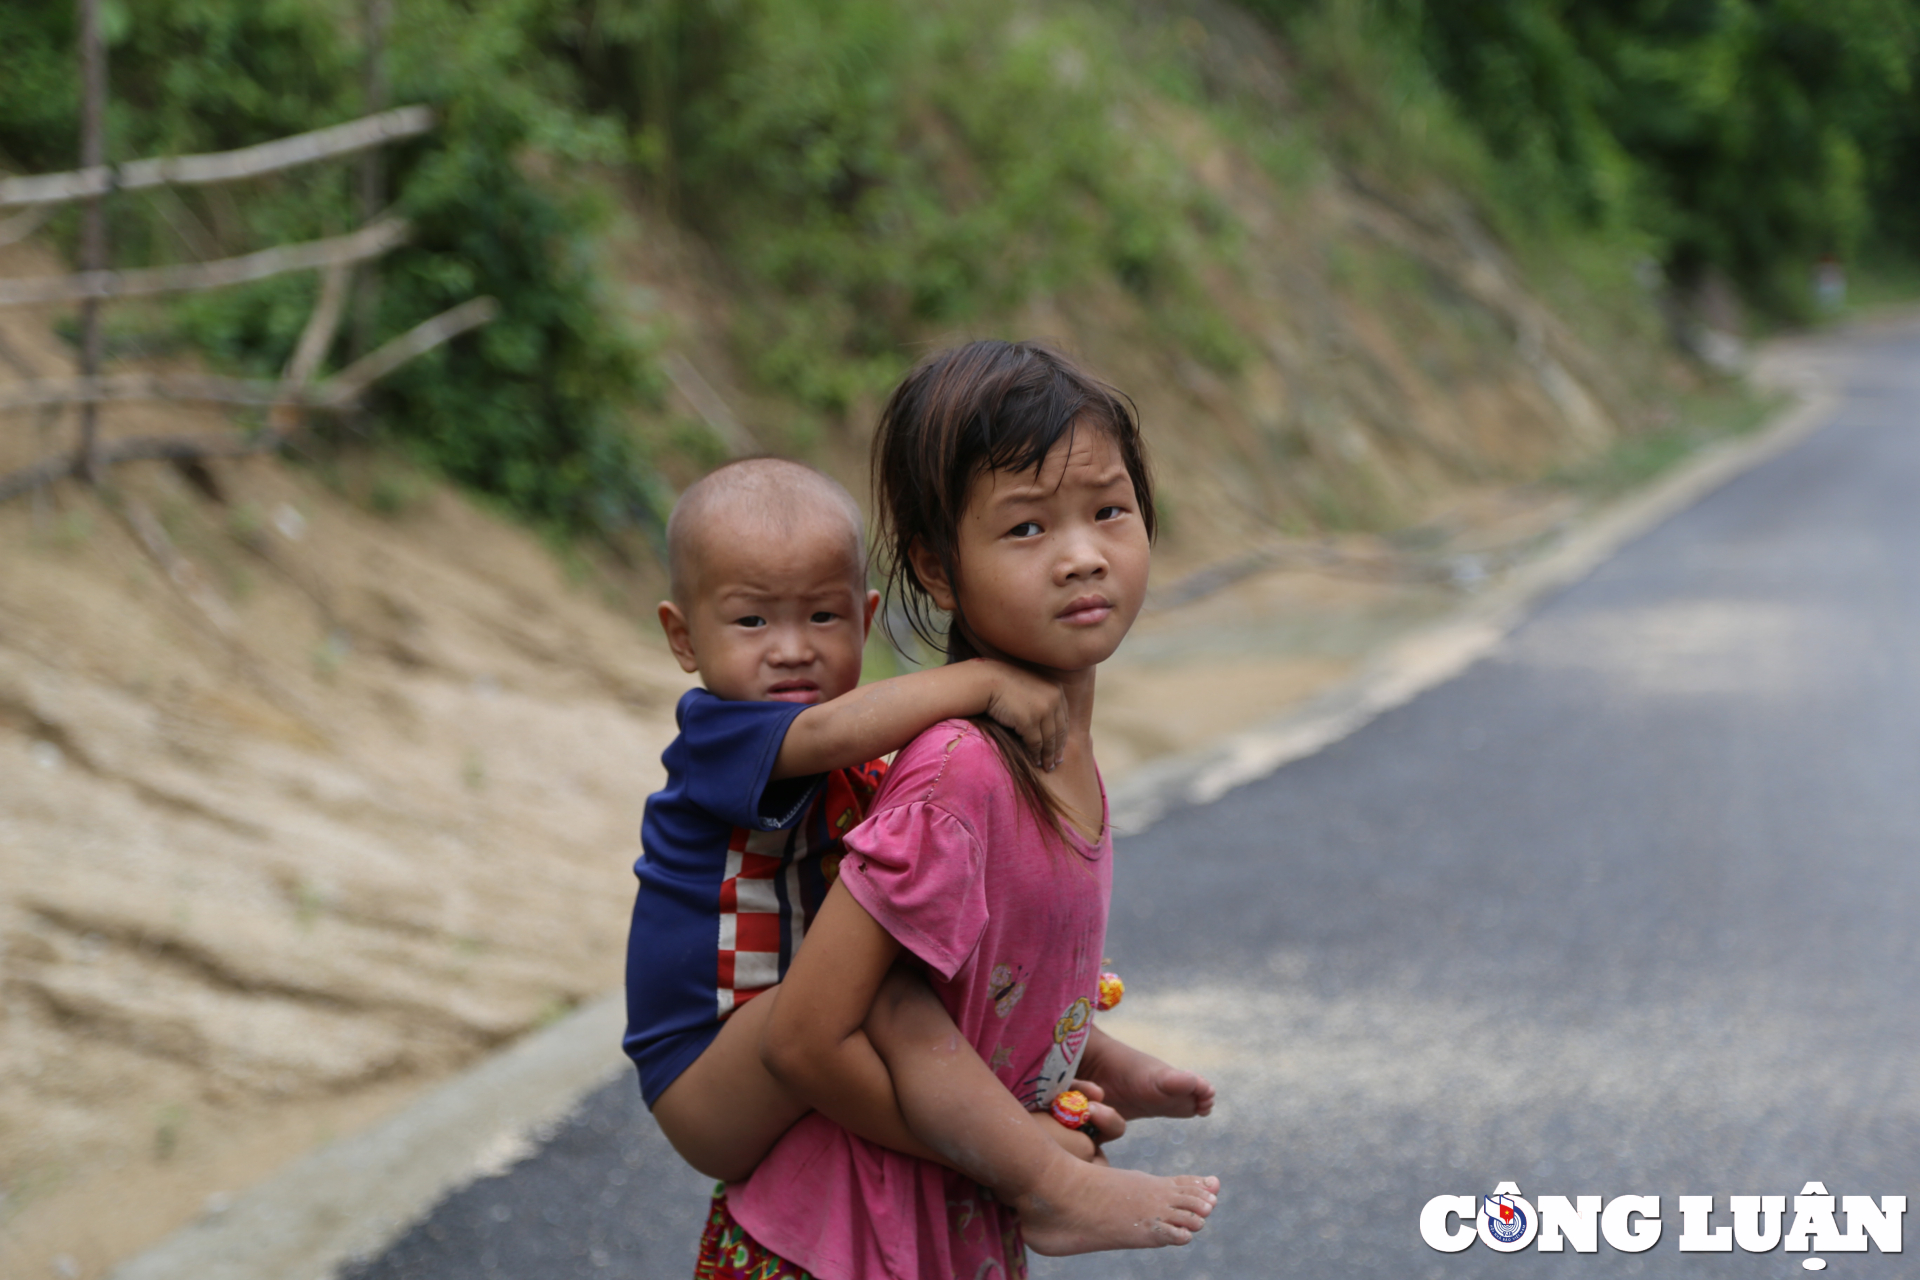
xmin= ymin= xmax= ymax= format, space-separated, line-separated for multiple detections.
xmin=1007 ymin=520 xmax=1043 ymax=538
xmin=810 ymin=611 xmax=839 ymax=624
xmin=733 ymin=615 xmax=767 ymax=628
xmin=1096 ymin=505 xmax=1127 ymax=521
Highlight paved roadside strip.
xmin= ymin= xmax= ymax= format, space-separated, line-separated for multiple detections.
xmin=109 ymin=993 xmax=629 ymax=1280
xmin=107 ymin=354 xmax=1845 ymax=1280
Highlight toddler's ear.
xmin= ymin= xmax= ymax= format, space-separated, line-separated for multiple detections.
xmin=863 ymin=589 xmax=881 ymax=634
xmin=657 ymin=601 xmax=701 ymax=674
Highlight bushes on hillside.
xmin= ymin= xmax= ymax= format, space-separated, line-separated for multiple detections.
xmin=0 ymin=0 xmax=663 ymax=537
xmin=1244 ymin=0 xmax=1920 ymax=318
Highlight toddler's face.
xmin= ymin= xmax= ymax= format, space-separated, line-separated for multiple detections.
xmin=661 ymin=516 xmax=877 ymax=706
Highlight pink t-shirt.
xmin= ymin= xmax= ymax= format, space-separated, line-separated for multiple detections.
xmin=729 ymin=720 xmax=1112 ymax=1279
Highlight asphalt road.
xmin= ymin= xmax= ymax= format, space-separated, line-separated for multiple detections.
xmin=349 ymin=321 xmax=1920 ymax=1280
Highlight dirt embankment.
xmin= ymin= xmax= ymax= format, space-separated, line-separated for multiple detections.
xmin=0 ymin=241 xmax=703 ymax=1273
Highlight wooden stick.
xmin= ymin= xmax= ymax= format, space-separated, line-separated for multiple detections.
xmin=0 ymin=452 xmax=77 ymax=503
xmin=314 ymin=295 xmax=498 ymax=405
xmin=0 ymin=218 xmax=409 ymax=308
xmin=0 ymin=106 xmax=435 ymax=211
xmin=0 ymin=372 xmax=304 ymax=412
xmin=661 ymin=351 xmax=758 ymax=456
xmin=0 ymin=204 xmax=55 ymax=248
xmin=354 ymin=0 xmax=395 ymax=358
xmin=0 ymin=295 xmax=497 ymax=414
xmin=286 ymin=262 xmax=352 ymax=387
xmin=76 ymin=0 xmax=109 ymax=482
xmin=0 ymin=296 xmax=497 ymax=503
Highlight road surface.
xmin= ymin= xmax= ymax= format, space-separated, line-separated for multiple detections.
xmin=349 ymin=321 xmax=1920 ymax=1279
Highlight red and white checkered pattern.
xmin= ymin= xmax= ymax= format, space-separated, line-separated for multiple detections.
xmin=715 ymin=823 xmax=808 ymax=1019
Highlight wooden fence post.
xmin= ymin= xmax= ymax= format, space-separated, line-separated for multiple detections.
xmin=76 ymin=0 xmax=109 ymax=484
xmin=354 ymin=0 xmax=393 ymax=360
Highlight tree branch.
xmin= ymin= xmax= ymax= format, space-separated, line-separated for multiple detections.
xmin=315 ymin=295 xmax=499 ymax=405
xmin=0 ymin=296 xmax=498 ymax=501
xmin=0 ymin=219 xmax=409 ymax=308
xmin=0 ymin=296 xmax=497 ymax=414
xmin=0 ymin=106 xmax=436 ymax=210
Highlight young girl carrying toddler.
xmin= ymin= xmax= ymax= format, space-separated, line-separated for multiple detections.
xmin=709 ymin=341 xmax=1223 ymax=1278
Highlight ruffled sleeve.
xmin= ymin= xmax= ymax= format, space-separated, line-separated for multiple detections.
xmin=841 ymin=800 xmax=988 ymax=981
xmin=838 ymin=722 xmax=1008 ymax=980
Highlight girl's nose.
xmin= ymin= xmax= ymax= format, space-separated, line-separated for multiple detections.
xmin=1056 ymin=526 xmax=1109 ymax=582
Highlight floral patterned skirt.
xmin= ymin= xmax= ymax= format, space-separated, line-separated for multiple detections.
xmin=694 ymin=1185 xmax=816 ymax=1280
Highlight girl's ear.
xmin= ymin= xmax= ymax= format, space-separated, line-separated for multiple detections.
xmin=906 ymin=540 xmax=958 ymax=613
xmin=862 ymin=589 xmax=881 ymax=634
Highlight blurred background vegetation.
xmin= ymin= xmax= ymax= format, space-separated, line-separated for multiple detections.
xmin=1 ymin=0 xmax=1916 ymax=545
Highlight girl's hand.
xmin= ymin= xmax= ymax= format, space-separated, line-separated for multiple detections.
xmin=979 ymin=660 xmax=1068 ymax=771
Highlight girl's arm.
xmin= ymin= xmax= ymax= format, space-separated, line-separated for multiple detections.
xmin=772 ymin=659 xmax=1065 ymax=779
xmin=756 ymin=881 xmax=944 ymax=1160
xmin=764 ymin=881 xmax=1096 ymax=1189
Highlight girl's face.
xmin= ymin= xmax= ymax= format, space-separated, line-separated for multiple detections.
xmin=922 ymin=426 xmax=1150 ymax=675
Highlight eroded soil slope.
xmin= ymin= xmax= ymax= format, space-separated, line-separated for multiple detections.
xmin=0 ymin=250 xmax=698 ymax=1272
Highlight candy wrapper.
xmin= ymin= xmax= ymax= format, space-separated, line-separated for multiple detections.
xmin=1096 ymin=971 xmax=1124 ymax=1011
xmin=1049 ymin=1089 xmax=1094 ymax=1131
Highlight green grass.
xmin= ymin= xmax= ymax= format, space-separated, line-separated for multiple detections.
xmin=1554 ymin=383 xmax=1785 ymax=499
xmin=1841 ymin=251 xmax=1920 ymax=320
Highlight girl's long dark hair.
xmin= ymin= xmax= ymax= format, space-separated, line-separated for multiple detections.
xmin=870 ymin=339 xmax=1155 ymax=841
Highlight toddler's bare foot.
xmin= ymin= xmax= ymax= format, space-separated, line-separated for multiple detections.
xmin=1015 ymin=1158 xmax=1219 ymax=1256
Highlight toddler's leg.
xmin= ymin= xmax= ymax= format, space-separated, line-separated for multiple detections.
xmin=866 ymin=966 xmax=1220 ymax=1255
xmin=651 ymin=985 xmax=808 ymax=1183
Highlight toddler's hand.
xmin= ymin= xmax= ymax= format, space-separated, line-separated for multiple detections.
xmin=980 ymin=660 xmax=1067 ymax=771
xmin=1025 ymin=1083 xmax=1129 ymax=1163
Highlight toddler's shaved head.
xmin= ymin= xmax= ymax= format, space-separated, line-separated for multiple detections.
xmin=667 ymin=458 xmax=866 ymax=604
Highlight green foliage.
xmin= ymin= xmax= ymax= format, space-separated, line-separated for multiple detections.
xmin=0 ymin=0 xmax=663 ymax=538
xmin=1 ymin=0 xmax=1263 ymax=528
xmin=546 ymin=0 xmax=1244 ymax=411
xmin=1242 ymin=0 xmax=1920 ymax=320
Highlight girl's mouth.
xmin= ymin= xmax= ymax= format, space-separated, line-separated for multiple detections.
xmin=1057 ymin=595 xmax=1115 ymax=626
xmin=765 ymin=680 xmax=822 ymax=704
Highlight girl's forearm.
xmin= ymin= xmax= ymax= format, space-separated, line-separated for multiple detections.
xmin=772 ymin=663 xmax=990 ymax=780
xmin=773 ymin=1028 xmax=948 ymax=1167
xmin=760 ymin=883 xmax=947 ymax=1164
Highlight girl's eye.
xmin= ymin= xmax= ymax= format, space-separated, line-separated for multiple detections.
xmin=1007 ymin=520 xmax=1043 ymax=538
xmin=810 ymin=611 xmax=838 ymax=624
xmin=1096 ymin=505 xmax=1127 ymax=521
xmin=733 ymin=615 xmax=767 ymax=628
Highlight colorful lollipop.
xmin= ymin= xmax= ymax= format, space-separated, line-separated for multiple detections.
xmin=1096 ymin=970 xmax=1124 ymax=1011
xmin=1050 ymin=1089 xmax=1094 ymax=1132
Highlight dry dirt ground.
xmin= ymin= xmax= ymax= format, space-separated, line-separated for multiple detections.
xmin=0 ymin=240 xmax=1585 ymax=1279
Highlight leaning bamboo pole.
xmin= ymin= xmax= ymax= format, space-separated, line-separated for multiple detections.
xmin=0 ymin=297 xmax=499 ymax=503
xmin=0 ymin=219 xmax=409 ymax=308
xmin=0 ymin=107 xmax=436 ymax=211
